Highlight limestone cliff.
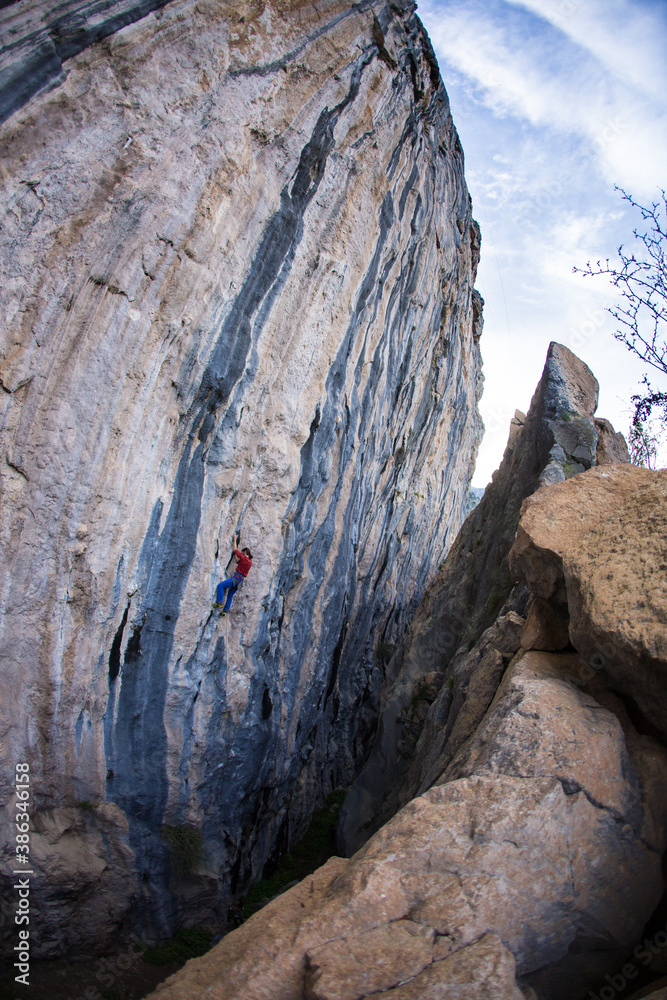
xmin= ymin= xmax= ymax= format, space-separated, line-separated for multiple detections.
xmin=0 ymin=0 xmax=483 ymax=953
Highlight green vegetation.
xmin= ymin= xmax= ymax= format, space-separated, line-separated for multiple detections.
xmin=376 ymin=640 xmax=396 ymax=666
xmin=487 ymin=589 xmax=504 ymax=616
xmin=358 ymin=812 xmax=380 ymax=833
xmin=397 ymin=678 xmax=441 ymax=727
xmin=161 ymin=825 xmax=203 ymax=878
xmin=143 ymin=926 xmax=211 ymax=967
xmin=241 ymin=789 xmax=346 ymax=917
xmin=408 ymin=680 xmax=431 ymax=713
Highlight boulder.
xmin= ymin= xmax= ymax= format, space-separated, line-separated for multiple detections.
xmin=521 ymin=596 xmax=570 ymax=651
xmin=595 ymin=417 xmax=631 ymax=465
xmin=147 ymin=642 xmax=667 ymax=1000
xmin=0 ymin=802 xmax=136 ymax=957
xmin=304 ymin=920 xmax=435 ymax=1000
xmin=510 ymin=465 xmax=667 ymax=736
xmin=395 ymin=607 xmax=527 ymax=804
xmin=361 ymin=934 xmax=525 ymax=999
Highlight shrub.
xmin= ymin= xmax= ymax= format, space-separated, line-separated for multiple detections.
xmin=376 ymin=641 xmax=396 ymax=666
xmin=241 ymin=789 xmax=346 ymax=916
xmin=143 ymin=926 xmax=210 ymax=966
xmin=161 ymin=825 xmax=203 ymax=878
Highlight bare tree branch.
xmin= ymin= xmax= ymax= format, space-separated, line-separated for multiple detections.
xmin=573 ymin=187 xmax=667 ymax=464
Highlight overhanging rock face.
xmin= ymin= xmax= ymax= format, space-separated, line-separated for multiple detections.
xmin=0 ymin=0 xmax=483 ymax=951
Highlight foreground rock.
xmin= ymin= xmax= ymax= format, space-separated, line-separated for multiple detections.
xmin=146 ymin=462 xmax=667 ymax=1000
xmin=0 ymin=0 xmax=483 ymax=954
xmin=511 ymin=464 xmax=667 ymax=736
xmin=339 ymin=341 xmax=630 ymax=852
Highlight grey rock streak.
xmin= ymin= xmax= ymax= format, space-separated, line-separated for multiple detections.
xmin=0 ymin=0 xmax=482 ymax=952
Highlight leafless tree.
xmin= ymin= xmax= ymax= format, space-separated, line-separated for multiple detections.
xmin=574 ymin=187 xmax=666 ymax=467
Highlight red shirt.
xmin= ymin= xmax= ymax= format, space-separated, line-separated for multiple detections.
xmin=234 ymin=549 xmax=252 ymax=577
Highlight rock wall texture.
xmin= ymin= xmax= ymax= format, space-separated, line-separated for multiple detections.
xmin=144 ymin=459 xmax=667 ymax=1000
xmin=0 ymin=0 xmax=484 ymax=954
xmin=511 ymin=463 xmax=667 ymax=736
xmin=339 ymin=341 xmax=629 ymax=851
xmin=0 ymin=0 xmax=175 ymax=125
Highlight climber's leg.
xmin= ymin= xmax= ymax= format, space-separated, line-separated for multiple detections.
xmin=214 ymin=578 xmax=236 ymax=608
xmin=223 ymin=585 xmax=237 ymax=613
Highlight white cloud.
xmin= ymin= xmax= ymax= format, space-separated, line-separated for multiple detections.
xmin=417 ymin=0 xmax=667 ymax=483
xmin=420 ymin=0 xmax=667 ymax=195
xmin=508 ymin=0 xmax=667 ymax=103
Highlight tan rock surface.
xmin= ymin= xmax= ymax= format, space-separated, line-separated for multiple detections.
xmin=373 ymin=933 xmax=525 ymax=999
xmin=521 ymin=596 xmax=570 ymax=651
xmin=147 ymin=641 xmax=667 ymax=1000
xmin=305 ymin=920 xmax=435 ymax=1000
xmin=441 ymin=651 xmax=667 ymax=853
xmin=595 ymin=416 xmax=631 ymax=465
xmin=510 ymin=465 xmax=667 ymax=734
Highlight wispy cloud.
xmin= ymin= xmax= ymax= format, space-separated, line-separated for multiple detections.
xmin=418 ymin=0 xmax=667 ymax=483
xmin=509 ymin=0 xmax=667 ymax=103
xmin=420 ymin=0 xmax=667 ymax=194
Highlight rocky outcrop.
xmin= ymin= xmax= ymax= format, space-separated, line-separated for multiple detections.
xmin=0 ymin=0 xmax=483 ymax=954
xmin=0 ymin=801 xmax=136 ymax=957
xmin=595 ymin=417 xmax=631 ymax=465
xmin=339 ymin=342 xmax=629 ymax=852
xmin=511 ymin=464 xmax=667 ymax=737
xmin=146 ymin=461 xmax=667 ymax=1000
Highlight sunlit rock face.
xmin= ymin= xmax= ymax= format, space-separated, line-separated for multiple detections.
xmin=0 ymin=0 xmax=483 ymax=952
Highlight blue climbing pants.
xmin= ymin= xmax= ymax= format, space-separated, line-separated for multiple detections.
xmin=216 ymin=572 xmax=244 ymax=611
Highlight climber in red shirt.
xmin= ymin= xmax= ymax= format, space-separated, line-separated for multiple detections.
xmin=213 ymin=533 xmax=253 ymax=615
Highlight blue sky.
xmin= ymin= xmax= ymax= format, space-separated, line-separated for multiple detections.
xmin=418 ymin=0 xmax=667 ymax=485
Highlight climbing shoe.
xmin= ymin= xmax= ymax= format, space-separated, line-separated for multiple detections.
xmin=212 ymin=602 xmax=225 ymax=609
xmin=219 ymin=611 xmax=227 ymax=617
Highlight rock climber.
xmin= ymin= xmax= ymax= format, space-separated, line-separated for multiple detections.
xmin=213 ymin=533 xmax=253 ymax=615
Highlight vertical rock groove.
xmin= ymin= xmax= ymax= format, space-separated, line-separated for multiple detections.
xmin=0 ymin=0 xmax=483 ymax=951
